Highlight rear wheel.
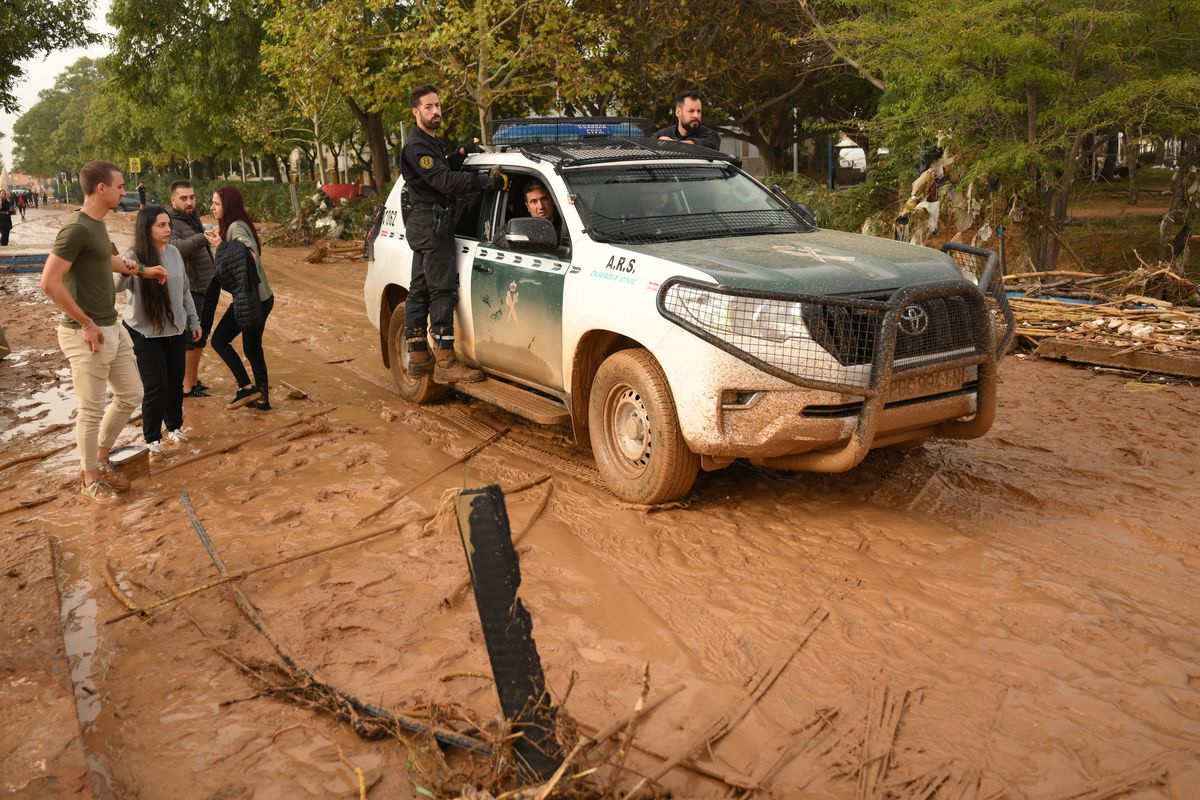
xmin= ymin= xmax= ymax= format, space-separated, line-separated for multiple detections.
xmin=588 ymin=349 xmax=699 ymax=504
xmin=386 ymin=303 xmax=447 ymax=404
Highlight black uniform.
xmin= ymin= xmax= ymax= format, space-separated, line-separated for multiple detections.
xmin=652 ymin=122 xmax=722 ymax=152
xmin=400 ymin=125 xmax=491 ymax=353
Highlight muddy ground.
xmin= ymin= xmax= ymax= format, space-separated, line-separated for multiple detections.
xmin=2 ymin=206 xmax=1199 ymax=798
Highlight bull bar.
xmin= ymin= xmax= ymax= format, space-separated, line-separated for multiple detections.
xmin=657 ymin=244 xmax=1014 ymax=472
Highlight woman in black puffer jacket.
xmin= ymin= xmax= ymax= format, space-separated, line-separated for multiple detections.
xmin=200 ymin=186 xmax=275 ymax=410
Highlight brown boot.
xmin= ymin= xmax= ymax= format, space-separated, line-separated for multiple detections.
xmin=406 ymin=349 xmax=433 ymax=378
xmin=433 ymin=352 xmax=484 ymax=384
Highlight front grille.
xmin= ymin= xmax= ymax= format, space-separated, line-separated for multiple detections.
xmin=802 ymin=293 xmax=986 ymax=369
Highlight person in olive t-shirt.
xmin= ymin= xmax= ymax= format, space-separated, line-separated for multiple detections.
xmin=40 ymin=160 xmax=167 ymax=502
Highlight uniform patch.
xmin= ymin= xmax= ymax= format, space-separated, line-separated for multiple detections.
xmin=419 ymin=155 xmax=434 ymax=169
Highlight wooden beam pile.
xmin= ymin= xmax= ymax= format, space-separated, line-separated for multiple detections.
xmin=1004 ymin=266 xmax=1200 ymax=376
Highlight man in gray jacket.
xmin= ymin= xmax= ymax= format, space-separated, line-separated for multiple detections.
xmin=168 ymin=181 xmax=216 ymax=396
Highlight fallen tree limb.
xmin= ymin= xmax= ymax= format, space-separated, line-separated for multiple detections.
xmin=105 ymin=513 xmax=422 ymax=624
xmin=354 ymin=427 xmax=510 ymax=527
xmin=279 ymin=380 xmax=324 ymax=405
xmin=180 ymin=492 xmax=490 ymax=755
xmin=152 ymin=406 xmax=338 ymax=476
xmin=0 ymin=443 xmax=73 ymax=473
xmin=1003 ymin=270 xmax=1103 ymax=281
xmin=102 ymin=560 xmax=151 ymax=622
xmin=0 ymin=494 xmax=58 ymax=517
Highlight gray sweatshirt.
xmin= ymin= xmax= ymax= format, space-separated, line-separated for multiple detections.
xmin=116 ymin=244 xmax=200 ymax=337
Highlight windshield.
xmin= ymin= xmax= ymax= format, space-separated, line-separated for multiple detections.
xmin=564 ymin=163 xmax=815 ymax=244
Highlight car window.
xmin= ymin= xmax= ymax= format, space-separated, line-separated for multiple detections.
xmin=452 ymin=186 xmax=490 ymax=240
xmin=564 ymin=163 xmax=814 ymax=244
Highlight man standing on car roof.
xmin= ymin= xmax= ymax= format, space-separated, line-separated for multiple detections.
xmin=654 ymin=90 xmax=721 ymax=152
xmin=401 ymin=84 xmax=506 ymax=385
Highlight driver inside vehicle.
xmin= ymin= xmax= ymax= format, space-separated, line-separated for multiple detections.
xmin=495 ymin=179 xmax=570 ymax=255
xmin=640 ymin=186 xmax=680 ymax=217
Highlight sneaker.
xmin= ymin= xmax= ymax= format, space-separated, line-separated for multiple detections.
xmin=183 ymin=386 xmax=210 ymax=398
xmin=81 ymin=478 xmax=119 ymax=503
xmin=167 ymin=429 xmax=190 ymax=444
xmin=247 ymin=398 xmax=272 ymax=411
xmin=97 ymin=464 xmax=132 ymax=493
xmin=226 ymin=386 xmax=263 ymax=410
xmin=195 ymin=380 xmax=211 ymax=393
xmin=147 ymin=440 xmax=165 ymax=458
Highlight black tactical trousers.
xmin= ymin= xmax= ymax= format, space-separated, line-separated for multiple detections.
xmin=403 ymin=209 xmax=458 ymax=352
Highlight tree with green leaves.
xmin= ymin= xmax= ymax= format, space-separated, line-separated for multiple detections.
xmin=262 ymin=0 xmax=414 ymax=192
xmin=0 ymin=0 xmax=100 ymax=113
xmin=802 ymin=0 xmax=1200 ymax=270
xmin=12 ymin=59 xmax=107 ymax=178
xmin=403 ymin=0 xmax=605 ymax=142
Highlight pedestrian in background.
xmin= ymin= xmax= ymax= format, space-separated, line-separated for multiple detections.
xmin=168 ymin=181 xmax=215 ymax=397
xmin=137 ymin=180 xmax=147 ymax=208
xmin=16 ymin=192 xmax=26 ymax=220
xmin=0 ymin=190 xmax=13 ymax=246
xmin=201 ymin=185 xmax=274 ymax=410
xmin=118 ymin=204 xmax=201 ymax=457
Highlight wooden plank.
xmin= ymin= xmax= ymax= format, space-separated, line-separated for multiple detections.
xmin=1034 ymin=339 xmax=1200 ymax=379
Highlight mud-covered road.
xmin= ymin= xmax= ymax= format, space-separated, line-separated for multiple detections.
xmin=3 ymin=207 xmax=1199 ymax=798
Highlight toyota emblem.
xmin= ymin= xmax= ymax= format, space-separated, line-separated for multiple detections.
xmin=899 ymin=305 xmax=929 ymax=336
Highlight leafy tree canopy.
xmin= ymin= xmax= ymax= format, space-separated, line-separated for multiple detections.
xmin=0 ymin=0 xmax=100 ymax=112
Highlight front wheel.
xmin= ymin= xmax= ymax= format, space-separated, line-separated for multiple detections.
xmin=588 ymin=349 xmax=699 ymax=504
xmin=386 ymin=302 xmax=447 ymax=405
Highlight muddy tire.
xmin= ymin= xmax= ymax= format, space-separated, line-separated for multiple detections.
xmin=387 ymin=303 xmax=447 ymax=405
xmin=588 ymin=349 xmax=699 ymax=504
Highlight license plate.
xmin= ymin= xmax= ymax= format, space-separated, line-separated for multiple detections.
xmin=887 ymin=368 xmax=967 ymax=401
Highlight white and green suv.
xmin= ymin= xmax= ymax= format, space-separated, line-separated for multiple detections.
xmin=364 ymin=120 xmax=1014 ymax=504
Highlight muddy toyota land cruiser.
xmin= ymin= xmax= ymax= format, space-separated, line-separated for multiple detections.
xmin=364 ymin=118 xmax=1014 ymax=504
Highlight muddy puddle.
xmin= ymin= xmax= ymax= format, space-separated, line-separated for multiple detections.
xmin=2 ymin=208 xmax=1199 ymax=797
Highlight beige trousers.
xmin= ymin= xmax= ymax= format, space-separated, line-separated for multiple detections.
xmin=57 ymin=323 xmax=143 ymax=472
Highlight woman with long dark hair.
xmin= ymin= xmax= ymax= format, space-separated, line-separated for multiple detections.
xmin=118 ymin=204 xmax=202 ymax=456
xmin=201 ymin=186 xmax=274 ymax=410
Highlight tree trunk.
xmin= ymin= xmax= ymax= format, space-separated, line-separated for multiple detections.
xmin=1159 ymin=139 xmax=1199 ymax=273
xmin=205 ymin=156 xmax=218 ymax=181
xmin=267 ymin=155 xmax=283 ymax=183
xmin=345 ymin=98 xmax=390 ymax=192
xmin=1099 ymin=130 xmax=1119 ymax=182
xmin=1127 ymin=127 xmax=1138 ymax=205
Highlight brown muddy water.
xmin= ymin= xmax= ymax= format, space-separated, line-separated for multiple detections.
xmin=2 ymin=208 xmax=1199 ymax=798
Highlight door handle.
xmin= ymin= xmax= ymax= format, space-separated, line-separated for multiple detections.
xmin=473 ymin=263 xmax=494 ymax=274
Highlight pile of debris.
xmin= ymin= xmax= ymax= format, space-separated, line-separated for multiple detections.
xmin=303 ymin=239 xmax=366 ymax=264
xmin=1006 ymin=264 xmax=1200 ymax=378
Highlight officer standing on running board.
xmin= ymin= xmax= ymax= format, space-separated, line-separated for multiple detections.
xmin=401 ymin=84 xmax=507 ymax=384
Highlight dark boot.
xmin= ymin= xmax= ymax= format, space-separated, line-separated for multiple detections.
xmin=406 ymin=336 xmax=433 ymax=378
xmin=433 ymin=351 xmax=484 ymax=384
xmin=249 ymin=386 xmax=271 ymax=411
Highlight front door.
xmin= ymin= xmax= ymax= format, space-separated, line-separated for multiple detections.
xmin=470 ymin=245 xmax=567 ymax=390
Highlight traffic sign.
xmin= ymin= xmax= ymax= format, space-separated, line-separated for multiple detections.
xmin=129 ymin=157 xmax=142 ymax=174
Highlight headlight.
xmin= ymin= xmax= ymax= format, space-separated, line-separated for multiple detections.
xmin=668 ymin=284 xmax=807 ymax=343
xmin=660 ymin=281 xmax=872 ymax=390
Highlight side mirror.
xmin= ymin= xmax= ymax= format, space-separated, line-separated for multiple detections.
xmin=504 ymin=217 xmax=558 ymax=251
